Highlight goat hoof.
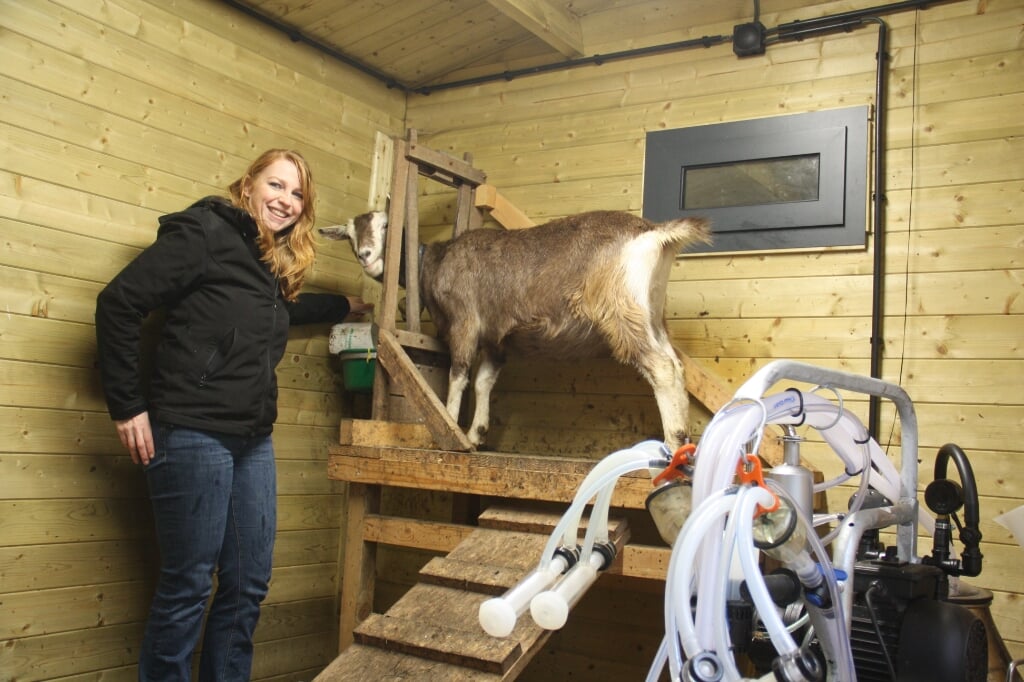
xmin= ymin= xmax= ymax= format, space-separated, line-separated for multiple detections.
xmin=469 ymin=427 xmax=488 ymax=448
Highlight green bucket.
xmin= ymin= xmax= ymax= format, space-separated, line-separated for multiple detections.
xmin=337 ymin=349 xmax=376 ymax=393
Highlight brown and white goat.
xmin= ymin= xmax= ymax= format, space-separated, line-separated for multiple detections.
xmin=321 ymin=210 xmax=709 ymax=450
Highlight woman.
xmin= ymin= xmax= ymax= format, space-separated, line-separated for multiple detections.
xmin=96 ymin=149 xmax=369 ymax=680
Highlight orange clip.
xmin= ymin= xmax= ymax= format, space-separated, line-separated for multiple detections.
xmin=735 ymin=453 xmax=780 ymax=515
xmin=652 ymin=443 xmax=697 ymax=487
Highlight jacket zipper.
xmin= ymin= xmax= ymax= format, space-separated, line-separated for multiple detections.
xmin=256 ymin=277 xmax=280 ymax=430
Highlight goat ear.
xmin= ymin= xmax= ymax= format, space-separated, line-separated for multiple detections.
xmin=317 ymin=224 xmax=346 ymax=241
xmin=345 ymin=218 xmax=358 ymax=242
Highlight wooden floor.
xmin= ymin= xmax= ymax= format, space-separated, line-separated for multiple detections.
xmin=314 ymin=505 xmax=629 ymax=681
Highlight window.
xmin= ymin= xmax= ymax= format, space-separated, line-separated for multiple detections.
xmin=643 ymin=106 xmax=870 ymax=254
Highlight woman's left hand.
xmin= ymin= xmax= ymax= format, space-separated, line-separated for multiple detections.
xmin=346 ymin=296 xmax=374 ymax=319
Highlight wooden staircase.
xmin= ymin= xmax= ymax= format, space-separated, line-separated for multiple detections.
xmin=314 ymin=504 xmax=629 ymax=681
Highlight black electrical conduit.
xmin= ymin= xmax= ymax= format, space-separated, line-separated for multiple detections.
xmin=770 ymin=14 xmax=890 ymax=440
xmin=219 ymin=0 xmax=952 ymax=95
xmin=768 ymin=13 xmax=890 ymax=439
xmin=222 ymin=0 xmax=956 ymax=438
xmin=867 ymin=18 xmax=890 ymax=442
xmin=219 ymin=0 xmax=409 ymax=89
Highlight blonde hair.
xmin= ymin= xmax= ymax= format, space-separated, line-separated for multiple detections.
xmin=229 ymin=149 xmax=317 ymax=301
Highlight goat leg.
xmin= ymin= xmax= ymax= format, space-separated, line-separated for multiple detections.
xmin=445 ymin=364 xmax=470 ymax=424
xmin=637 ymin=341 xmax=690 ymax=450
xmin=466 ymin=350 xmax=504 ymax=447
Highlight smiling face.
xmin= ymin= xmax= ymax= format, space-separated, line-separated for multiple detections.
xmin=247 ymin=158 xmax=305 ymax=233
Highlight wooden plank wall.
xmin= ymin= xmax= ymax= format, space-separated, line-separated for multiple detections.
xmin=405 ymin=0 xmax=1023 ymax=666
xmin=2 ymin=0 xmax=1022 ymax=679
xmin=0 ymin=0 xmax=400 ymax=679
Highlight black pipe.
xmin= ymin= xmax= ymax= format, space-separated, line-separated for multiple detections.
xmin=218 ymin=0 xmax=412 ymax=91
xmin=414 ymin=35 xmax=730 ymax=94
xmin=868 ymin=18 xmax=890 ymax=442
xmin=769 ymin=14 xmax=889 ymax=439
xmin=774 ymin=0 xmax=947 ymax=36
xmin=934 ymin=443 xmax=984 ymax=577
xmin=218 ymin=0 xmax=957 ymax=95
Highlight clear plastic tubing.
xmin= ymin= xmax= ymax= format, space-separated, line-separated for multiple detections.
xmin=660 ymin=489 xmax=733 ymax=679
xmin=798 ymin=496 xmax=856 ymax=682
xmin=538 ymin=441 xmax=664 ymax=571
xmin=477 ymin=441 xmax=660 ymax=640
xmin=646 ymin=633 xmax=671 ymax=682
xmin=692 ymin=403 xmax=760 ymax=505
xmin=776 ymin=395 xmax=932 ymax=534
xmin=520 ymin=473 xmax=621 ymax=635
xmin=660 ymin=491 xmax=732 ymax=680
xmin=530 ymin=550 xmax=605 ymax=630
xmin=478 ymin=555 xmax=568 ymax=638
xmin=667 ymin=491 xmax=737 ymax=667
xmin=578 ymin=474 xmax=616 ymax=562
xmin=734 ymin=485 xmax=800 ymax=657
xmin=690 ymin=404 xmax=763 ymax=646
xmin=561 ymin=441 xmax=663 ymax=548
xmin=530 ymin=468 xmax=624 ymax=632
xmin=771 ymin=393 xmax=902 ymax=505
xmin=709 ymin=487 xmax=750 ymax=682
xmin=766 ymin=392 xmax=907 ymax=540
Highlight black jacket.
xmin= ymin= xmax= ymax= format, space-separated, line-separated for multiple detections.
xmin=96 ymin=196 xmax=350 ymax=436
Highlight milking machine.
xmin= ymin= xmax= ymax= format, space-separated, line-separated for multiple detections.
xmin=478 ymin=360 xmax=997 ymax=682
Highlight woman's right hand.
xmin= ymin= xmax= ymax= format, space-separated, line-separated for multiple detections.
xmin=116 ymin=412 xmax=155 ymax=465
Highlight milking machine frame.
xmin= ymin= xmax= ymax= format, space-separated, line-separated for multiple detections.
xmin=478 ymin=360 xmax=994 ymax=682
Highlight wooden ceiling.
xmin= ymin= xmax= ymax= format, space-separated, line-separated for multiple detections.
xmin=222 ymin=0 xmax=818 ymax=90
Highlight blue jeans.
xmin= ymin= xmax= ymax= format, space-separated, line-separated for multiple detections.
xmin=139 ymin=423 xmax=277 ymax=681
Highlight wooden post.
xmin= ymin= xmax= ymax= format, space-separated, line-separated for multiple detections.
xmin=371 ymin=137 xmax=410 ymax=419
xmin=339 ymin=482 xmax=380 ymax=650
xmin=452 ymin=151 xmax=476 ymax=238
xmin=404 ymin=131 xmax=421 ymax=333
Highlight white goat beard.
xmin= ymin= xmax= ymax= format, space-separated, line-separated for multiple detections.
xmin=365 ymin=259 xmax=384 ymax=279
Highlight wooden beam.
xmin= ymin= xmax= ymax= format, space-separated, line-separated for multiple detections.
xmin=375 ymin=328 xmax=474 ymax=452
xmin=486 ymin=0 xmax=584 ymax=58
xmin=474 ymin=183 xmax=536 ymax=229
xmin=392 ymin=328 xmax=447 ymax=354
xmin=362 ymin=514 xmax=474 ymax=553
xmin=340 ymin=419 xmax=438 ymax=450
xmin=327 ymin=444 xmax=655 ymax=509
xmin=618 ymin=543 xmax=671 ymax=581
xmin=680 ymin=352 xmax=734 ymax=416
xmin=407 ymin=140 xmax=487 ymax=187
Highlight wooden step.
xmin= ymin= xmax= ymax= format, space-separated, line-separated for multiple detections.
xmin=315 ymin=504 xmax=630 ymax=681
xmin=315 ymin=643 xmax=503 ymax=681
xmin=354 ymin=585 xmax=527 ymax=675
xmin=418 ymin=527 xmax=551 ymax=596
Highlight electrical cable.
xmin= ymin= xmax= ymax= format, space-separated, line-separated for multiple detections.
xmin=864 ymin=582 xmax=899 ymax=681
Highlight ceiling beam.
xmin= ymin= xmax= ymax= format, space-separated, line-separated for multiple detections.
xmin=486 ymin=0 xmax=584 ymax=58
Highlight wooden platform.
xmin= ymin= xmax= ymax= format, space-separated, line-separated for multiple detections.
xmin=314 ymin=504 xmax=630 ymax=681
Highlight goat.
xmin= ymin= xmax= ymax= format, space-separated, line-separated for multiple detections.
xmin=320 ymin=210 xmax=710 ymax=450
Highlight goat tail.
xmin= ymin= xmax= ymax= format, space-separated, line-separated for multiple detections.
xmin=654 ymin=217 xmax=712 ymax=249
